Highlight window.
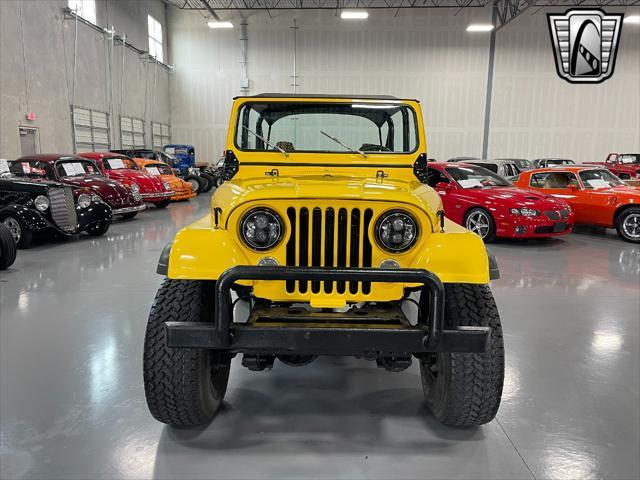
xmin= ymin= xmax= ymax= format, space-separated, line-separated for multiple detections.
xmin=425 ymin=169 xmax=450 ymax=188
xmin=68 ymin=0 xmax=96 ymax=24
xmin=72 ymin=106 xmax=110 ymax=151
xmin=529 ymin=172 xmax=579 ymax=189
xmin=235 ymin=102 xmax=419 ymax=154
xmin=152 ymin=122 xmax=171 ymax=149
xmin=148 ymin=15 xmax=164 ymax=63
xmin=120 ymin=116 xmax=145 ymax=149
xmin=579 ymin=169 xmax=624 ymax=189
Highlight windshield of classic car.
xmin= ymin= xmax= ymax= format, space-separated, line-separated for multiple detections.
xmin=547 ymin=159 xmax=575 ymax=165
xmin=579 ymin=169 xmax=625 ymax=189
xmin=235 ymin=102 xmax=418 ymax=154
xmin=446 ymin=166 xmax=511 ymax=189
xmin=103 ymin=157 xmax=138 ymax=170
xmin=145 ymin=163 xmax=173 ymax=175
xmin=619 ymin=154 xmax=640 ymax=164
xmin=56 ymin=160 xmax=99 ymax=177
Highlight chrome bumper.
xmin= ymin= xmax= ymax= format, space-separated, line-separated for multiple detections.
xmin=112 ymin=204 xmax=147 ymax=215
xmin=140 ymin=191 xmax=174 ymax=198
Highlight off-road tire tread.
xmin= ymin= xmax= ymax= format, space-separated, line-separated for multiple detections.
xmin=421 ymin=284 xmax=504 ymax=427
xmin=143 ymin=279 xmax=229 ymax=427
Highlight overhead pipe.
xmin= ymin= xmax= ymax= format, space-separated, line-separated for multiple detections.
xmin=199 ymin=0 xmax=221 ymax=20
xmin=240 ymin=22 xmax=249 ymax=95
xmin=119 ymin=32 xmax=126 ymax=148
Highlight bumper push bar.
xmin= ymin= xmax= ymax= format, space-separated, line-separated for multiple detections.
xmin=165 ymin=266 xmax=490 ymax=355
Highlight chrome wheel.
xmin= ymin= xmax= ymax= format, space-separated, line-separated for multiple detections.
xmin=466 ymin=211 xmax=491 ymax=238
xmin=622 ymin=213 xmax=640 ymax=240
xmin=3 ymin=217 xmax=21 ymax=242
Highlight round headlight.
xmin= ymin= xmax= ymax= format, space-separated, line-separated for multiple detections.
xmin=78 ymin=193 xmax=92 ymax=209
xmin=91 ymin=194 xmax=102 ymax=203
xmin=130 ymin=183 xmax=141 ymax=200
xmin=375 ymin=210 xmax=418 ymax=253
xmin=163 ymin=181 xmax=171 ymax=191
xmin=240 ymin=208 xmax=283 ymax=251
xmin=34 ymin=195 xmax=49 ymax=212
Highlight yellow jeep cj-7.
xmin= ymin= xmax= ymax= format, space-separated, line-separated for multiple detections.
xmin=144 ymin=94 xmax=504 ymax=428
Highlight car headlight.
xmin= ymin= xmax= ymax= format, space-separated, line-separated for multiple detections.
xmin=130 ymin=183 xmax=141 ymax=200
xmin=163 ymin=181 xmax=171 ymax=191
xmin=510 ymin=208 xmax=539 ymax=217
xmin=78 ymin=193 xmax=92 ymax=209
xmin=34 ymin=195 xmax=49 ymax=211
xmin=240 ymin=208 xmax=283 ymax=251
xmin=91 ymin=194 xmax=102 ymax=203
xmin=375 ymin=210 xmax=418 ymax=253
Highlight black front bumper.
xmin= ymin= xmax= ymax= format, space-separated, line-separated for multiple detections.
xmin=165 ymin=266 xmax=491 ymax=356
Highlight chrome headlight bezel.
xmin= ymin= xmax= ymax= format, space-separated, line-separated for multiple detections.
xmin=130 ymin=183 xmax=142 ymax=201
xmin=77 ymin=193 xmax=92 ymax=209
xmin=375 ymin=210 xmax=419 ymax=254
xmin=239 ymin=208 xmax=284 ymax=252
xmin=34 ymin=195 xmax=49 ymax=212
xmin=91 ymin=194 xmax=102 ymax=203
xmin=163 ymin=181 xmax=171 ymax=191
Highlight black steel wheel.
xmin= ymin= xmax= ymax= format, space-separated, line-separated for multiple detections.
xmin=184 ymin=175 xmax=205 ymax=194
xmin=616 ymin=207 xmax=640 ymax=243
xmin=420 ymin=283 xmax=504 ymax=427
xmin=86 ymin=221 xmax=110 ymax=237
xmin=0 ymin=222 xmax=17 ymax=270
xmin=143 ymin=279 xmax=230 ymax=427
xmin=2 ymin=215 xmax=33 ymax=249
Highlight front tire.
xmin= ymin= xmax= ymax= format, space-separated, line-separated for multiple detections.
xmin=420 ymin=284 xmax=504 ymax=427
xmin=464 ymin=208 xmax=496 ymax=242
xmin=184 ymin=175 xmax=205 ymax=195
xmin=143 ymin=279 xmax=230 ymax=427
xmin=86 ymin=221 xmax=110 ymax=236
xmin=200 ymin=173 xmax=215 ymax=193
xmin=0 ymin=223 xmax=17 ymax=270
xmin=120 ymin=212 xmax=138 ymax=220
xmin=154 ymin=199 xmax=171 ymax=208
xmin=616 ymin=207 xmax=640 ymax=243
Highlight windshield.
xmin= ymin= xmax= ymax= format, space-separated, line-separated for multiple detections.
xmin=446 ymin=165 xmax=511 ymax=188
xmin=579 ymin=169 xmax=625 ymax=189
xmin=547 ymin=159 xmax=575 ymax=165
xmin=103 ymin=157 xmax=138 ymax=170
xmin=56 ymin=160 xmax=99 ymax=177
xmin=235 ymin=102 xmax=418 ymax=154
xmin=145 ymin=163 xmax=173 ymax=175
xmin=619 ymin=154 xmax=640 ymax=164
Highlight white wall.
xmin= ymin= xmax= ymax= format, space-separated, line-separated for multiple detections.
xmin=168 ymin=8 xmax=494 ymax=162
xmin=488 ymin=8 xmax=640 ymax=163
xmin=0 ymin=0 xmax=171 ymax=157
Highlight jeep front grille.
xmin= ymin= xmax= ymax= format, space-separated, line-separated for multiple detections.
xmin=285 ymin=206 xmax=374 ymax=295
xmin=48 ymin=187 xmax=77 ymax=232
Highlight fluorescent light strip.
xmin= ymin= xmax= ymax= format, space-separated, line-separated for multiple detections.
xmin=466 ymin=24 xmax=494 ymax=32
xmin=207 ymin=21 xmax=234 ymax=29
xmin=341 ymin=11 xmax=368 ymax=20
xmin=623 ymin=15 xmax=639 ymax=24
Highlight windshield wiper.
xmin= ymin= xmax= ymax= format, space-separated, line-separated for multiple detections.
xmin=241 ymin=125 xmax=288 ymax=157
xmin=320 ymin=131 xmax=368 ymax=158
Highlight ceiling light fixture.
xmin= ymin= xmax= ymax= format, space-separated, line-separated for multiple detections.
xmin=466 ymin=24 xmax=494 ymax=32
xmin=207 ymin=20 xmax=234 ymax=29
xmin=623 ymin=15 xmax=640 ymax=24
xmin=341 ymin=11 xmax=368 ymax=20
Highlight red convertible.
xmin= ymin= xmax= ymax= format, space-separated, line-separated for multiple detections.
xmin=79 ymin=152 xmax=174 ymax=213
xmin=426 ymin=162 xmax=574 ymax=241
xmin=11 ymin=154 xmax=146 ymax=219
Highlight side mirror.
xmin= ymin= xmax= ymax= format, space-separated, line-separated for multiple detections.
xmin=435 ymin=181 xmax=451 ymax=191
xmin=568 ymin=184 xmax=578 ymax=191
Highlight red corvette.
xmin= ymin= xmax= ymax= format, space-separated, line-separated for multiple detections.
xmin=426 ymin=162 xmax=574 ymax=241
xmin=79 ymin=152 xmax=174 ymax=211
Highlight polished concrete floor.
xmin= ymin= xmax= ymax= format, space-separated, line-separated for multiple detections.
xmin=1 ymin=193 xmax=639 ymax=480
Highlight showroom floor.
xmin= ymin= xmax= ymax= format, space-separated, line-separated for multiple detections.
xmin=1 ymin=193 xmax=638 ymax=480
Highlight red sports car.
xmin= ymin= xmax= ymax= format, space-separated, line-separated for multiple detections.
xmin=426 ymin=162 xmax=574 ymax=241
xmin=10 ymin=154 xmax=146 ymax=219
xmin=79 ymin=152 xmax=174 ymax=212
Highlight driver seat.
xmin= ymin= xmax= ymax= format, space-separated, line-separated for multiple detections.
xmin=543 ymin=173 xmax=569 ymax=189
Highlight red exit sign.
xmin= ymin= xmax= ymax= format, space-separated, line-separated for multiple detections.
xmin=26 ymin=112 xmax=36 ymax=121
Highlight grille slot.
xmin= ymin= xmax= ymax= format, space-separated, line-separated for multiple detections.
xmin=48 ymin=187 xmax=77 ymax=232
xmin=285 ymin=206 xmax=374 ymax=296
xmin=544 ymin=210 xmax=560 ymax=220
